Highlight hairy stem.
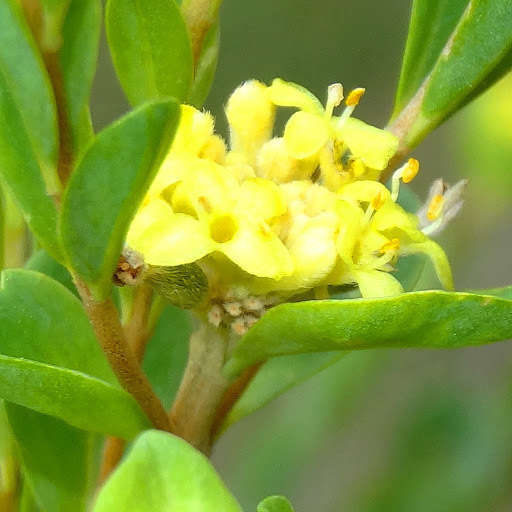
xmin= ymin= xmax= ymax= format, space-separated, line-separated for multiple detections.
xmin=169 ymin=321 xmax=231 ymax=454
xmin=181 ymin=0 xmax=222 ymax=64
xmin=74 ymin=277 xmax=171 ymax=432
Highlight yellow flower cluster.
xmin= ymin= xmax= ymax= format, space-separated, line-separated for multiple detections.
xmin=127 ymin=79 xmax=453 ymax=306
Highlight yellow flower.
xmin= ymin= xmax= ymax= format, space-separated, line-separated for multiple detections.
xmin=126 ymin=79 xmax=456 ymax=330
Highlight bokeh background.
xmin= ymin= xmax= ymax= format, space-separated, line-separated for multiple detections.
xmin=91 ymin=1 xmax=512 ymax=510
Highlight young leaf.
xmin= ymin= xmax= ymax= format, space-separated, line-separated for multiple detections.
xmin=257 ymin=496 xmax=295 ymax=512
xmin=390 ymin=0 xmax=512 ymax=152
xmin=59 ymin=0 xmax=102 ymax=155
xmin=224 ymin=290 xmax=512 ymax=377
xmin=5 ymin=404 xmax=99 ymax=512
xmin=39 ymin=0 xmax=71 ymax=51
xmin=0 ymin=0 xmax=62 ymax=260
xmin=188 ymin=22 xmax=220 ymax=108
xmin=93 ymin=430 xmax=242 ymax=511
xmin=60 ymin=99 xmax=180 ymax=299
xmin=0 ymin=269 xmax=149 ymax=437
xmin=106 ymin=0 xmax=193 ymax=105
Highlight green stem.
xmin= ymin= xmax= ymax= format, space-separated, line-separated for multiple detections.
xmin=169 ymin=321 xmax=231 ymax=454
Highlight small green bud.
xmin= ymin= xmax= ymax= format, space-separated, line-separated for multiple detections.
xmin=144 ymin=263 xmax=208 ymax=309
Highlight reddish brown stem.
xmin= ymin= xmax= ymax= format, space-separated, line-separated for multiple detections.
xmin=75 ymin=278 xmax=171 ymax=432
xmin=98 ymin=437 xmax=125 ymax=486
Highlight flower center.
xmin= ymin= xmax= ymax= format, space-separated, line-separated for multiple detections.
xmin=210 ymin=214 xmax=238 ymax=243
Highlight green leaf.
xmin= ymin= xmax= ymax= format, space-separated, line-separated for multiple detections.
xmin=106 ymin=0 xmax=193 ymax=106
xmin=0 ymin=0 xmax=62 ymax=260
xmin=0 ymin=355 xmax=148 ymax=439
xmin=391 ymin=0 xmax=512 ymax=149
xmin=6 ymin=404 xmax=99 ymax=512
xmin=93 ymin=430 xmax=242 ymax=512
xmin=393 ymin=0 xmax=470 ymax=115
xmin=143 ymin=305 xmax=192 ymax=409
xmin=26 ymin=249 xmax=76 ymax=295
xmin=60 ymin=0 xmax=102 ymax=154
xmin=221 ymin=352 xmax=346 ymax=433
xmin=188 ymin=22 xmax=220 ymax=108
xmin=224 ymin=291 xmax=512 ymax=378
xmin=0 ymin=269 xmax=149 ymax=437
xmin=60 ymin=99 xmax=180 ymax=299
xmin=468 ymin=286 xmax=512 ymax=300
xmin=257 ymin=496 xmax=295 ymax=512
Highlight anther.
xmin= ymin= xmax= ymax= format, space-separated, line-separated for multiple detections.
xmin=325 ymin=83 xmax=344 ymax=118
xmin=380 ymin=238 xmax=400 ymax=254
xmin=346 ymin=88 xmax=365 ymax=107
xmin=371 ymin=190 xmax=386 ymax=210
xmin=427 ymin=194 xmax=444 ymax=221
xmin=391 ymin=158 xmax=420 ymax=202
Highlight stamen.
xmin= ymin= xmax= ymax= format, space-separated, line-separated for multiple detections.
xmin=346 ymin=88 xmax=365 ymax=107
xmin=337 ymin=87 xmax=366 ymax=127
xmin=427 ymin=194 xmax=444 ymax=221
xmin=371 ymin=190 xmax=386 ymax=210
xmin=391 ymin=158 xmax=420 ymax=202
xmin=325 ymin=83 xmax=344 ymax=118
xmin=380 ymin=238 xmax=400 ymax=254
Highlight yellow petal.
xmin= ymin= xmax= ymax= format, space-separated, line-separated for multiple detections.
xmin=225 ymin=80 xmax=275 ymax=162
xmin=371 ymin=201 xmax=418 ymax=232
xmin=268 ymin=78 xmax=324 ymax=114
xmin=338 ymin=180 xmax=391 ymax=204
xmin=404 ymin=240 xmax=454 ymax=291
xmin=353 ymin=269 xmax=404 ymax=298
xmin=284 ymin=111 xmax=329 ymax=159
xmin=219 ymin=219 xmax=293 ymax=279
xmin=127 ymin=200 xmax=214 ymax=266
xmin=276 ymin=219 xmax=338 ymax=290
xmin=335 ymin=200 xmax=364 ymax=265
xmin=335 ymin=117 xmax=398 ymax=170
xmin=237 ymin=178 xmax=287 ymax=221
xmin=171 ymin=105 xmax=215 ymax=156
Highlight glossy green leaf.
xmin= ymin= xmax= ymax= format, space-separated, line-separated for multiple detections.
xmin=0 ymin=355 xmax=148 ymax=438
xmin=468 ymin=286 xmax=512 ymax=300
xmin=224 ymin=290 xmax=512 ymax=377
xmin=0 ymin=269 xmax=149 ymax=437
xmin=106 ymin=0 xmax=193 ymax=105
xmin=26 ymin=249 xmax=76 ymax=295
xmin=257 ymin=496 xmax=295 ymax=512
xmin=393 ymin=0 xmax=469 ymax=115
xmin=6 ymin=404 xmax=99 ymax=512
xmin=189 ymin=22 xmax=220 ymax=107
xmin=60 ymin=0 xmax=102 ymax=154
xmin=94 ymin=430 xmax=242 ymax=512
xmin=0 ymin=0 xmax=62 ymax=260
xmin=391 ymin=0 xmax=512 ymax=149
xmin=60 ymin=99 xmax=180 ymax=299
xmin=143 ymin=305 xmax=192 ymax=409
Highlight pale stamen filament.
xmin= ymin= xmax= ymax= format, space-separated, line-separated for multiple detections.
xmin=391 ymin=158 xmax=420 ymax=202
xmin=337 ymin=87 xmax=365 ymax=128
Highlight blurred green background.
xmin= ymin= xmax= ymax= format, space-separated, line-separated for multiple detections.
xmin=90 ymin=0 xmax=512 ymax=510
